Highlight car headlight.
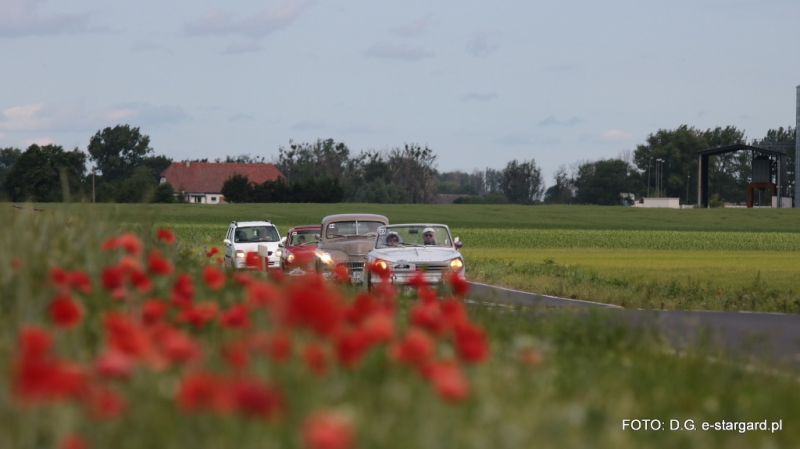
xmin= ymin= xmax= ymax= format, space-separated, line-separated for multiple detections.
xmin=235 ymin=250 xmax=245 ymax=259
xmin=275 ymin=249 xmax=283 ymax=258
xmin=287 ymin=254 xmax=295 ymax=263
xmin=449 ymin=258 xmax=464 ymax=272
xmin=374 ymin=259 xmax=388 ymax=271
xmin=315 ymin=250 xmax=334 ymax=266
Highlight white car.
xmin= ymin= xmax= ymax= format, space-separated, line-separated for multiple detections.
xmin=365 ymin=224 xmax=464 ymax=290
xmin=223 ymin=221 xmax=281 ymax=269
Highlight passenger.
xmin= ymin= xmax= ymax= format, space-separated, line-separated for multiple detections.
xmin=297 ymin=235 xmax=306 ymax=246
xmin=422 ymin=227 xmax=436 ymax=246
xmin=386 ymin=232 xmax=400 ymax=247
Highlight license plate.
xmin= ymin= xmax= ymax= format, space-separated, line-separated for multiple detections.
xmin=350 ymin=270 xmax=363 ymax=283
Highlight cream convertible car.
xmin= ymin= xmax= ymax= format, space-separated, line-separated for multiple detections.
xmin=365 ymin=224 xmax=464 ymax=290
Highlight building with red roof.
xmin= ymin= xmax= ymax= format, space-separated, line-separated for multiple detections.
xmin=160 ymin=161 xmax=284 ymax=204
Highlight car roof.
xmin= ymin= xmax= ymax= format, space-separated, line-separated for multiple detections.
xmin=382 ymin=223 xmax=450 ymax=230
xmin=288 ymin=225 xmax=321 ymax=232
xmin=321 ymin=213 xmax=389 ymax=225
xmin=232 ymin=221 xmax=276 ymax=227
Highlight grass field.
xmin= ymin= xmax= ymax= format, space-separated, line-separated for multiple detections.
xmin=2 ymin=203 xmax=800 ymax=449
xmin=10 ymin=202 xmax=800 ymax=313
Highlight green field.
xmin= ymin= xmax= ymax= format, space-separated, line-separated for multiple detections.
xmin=10 ymin=202 xmax=799 ymax=312
xmin=3 ymin=203 xmax=800 ymax=449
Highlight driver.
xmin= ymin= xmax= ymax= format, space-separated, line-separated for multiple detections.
xmin=386 ymin=232 xmax=400 ymax=247
xmin=297 ymin=235 xmax=306 ymax=245
xmin=422 ymin=227 xmax=437 ymax=246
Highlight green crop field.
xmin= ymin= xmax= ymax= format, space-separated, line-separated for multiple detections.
xmin=3 ymin=203 xmax=800 ymax=449
xmin=9 ymin=202 xmax=800 ymax=313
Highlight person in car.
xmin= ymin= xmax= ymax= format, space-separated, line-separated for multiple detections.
xmin=422 ymin=227 xmax=436 ymax=246
xmin=386 ymin=232 xmax=400 ymax=247
xmin=297 ymin=235 xmax=306 ymax=245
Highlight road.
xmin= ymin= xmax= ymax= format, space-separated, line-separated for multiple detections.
xmin=467 ymin=281 xmax=800 ymax=369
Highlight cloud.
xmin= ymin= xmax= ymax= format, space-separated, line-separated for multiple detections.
xmin=539 ymin=115 xmax=584 ymax=127
xmin=461 ymin=92 xmax=497 ymax=102
xmin=545 ymin=63 xmax=580 ymax=72
xmin=391 ymin=17 xmax=432 ymax=37
xmin=0 ymin=0 xmax=92 ymax=38
xmin=465 ymin=32 xmax=499 ymax=57
xmin=22 ymin=137 xmax=53 ymax=147
xmin=363 ymin=43 xmax=434 ymax=61
xmin=597 ymin=129 xmax=634 ymax=143
xmin=130 ymin=40 xmax=173 ymax=55
xmin=291 ymin=120 xmax=325 ymax=131
xmin=223 ymin=41 xmax=262 ymax=55
xmin=0 ymin=101 xmax=189 ymax=132
xmin=0 ymin=132 xmax=5 ymax=139
xmin=104 ymin=103 xmax=190 ymax=127
xmin=185 ymin=0 xmax=313 ymax=39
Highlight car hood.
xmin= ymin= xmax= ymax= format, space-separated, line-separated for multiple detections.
xmin=232 ymin=242 xmax=280 ymax=252
xmin=285 ymin=245 xmax=316 ymax=255
xmin=319 ymin=239 xmax=375 ymax=257
xmin=369 ymin=247 xmax=461 ymax=262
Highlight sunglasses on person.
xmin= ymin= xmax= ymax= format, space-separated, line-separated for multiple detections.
xmin=423 ymin=233 xmax=434 ymax=238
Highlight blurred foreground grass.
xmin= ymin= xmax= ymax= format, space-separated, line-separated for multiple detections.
xmin=0 ymin=206 xmax=799 ymax=448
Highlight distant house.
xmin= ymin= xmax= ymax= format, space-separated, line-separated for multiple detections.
xmin=160 ymin=162 xmax=284 ymax=204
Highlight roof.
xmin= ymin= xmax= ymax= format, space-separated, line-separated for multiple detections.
xmin=321 ymin=213 xmax=389 ymax=225
xmin=160 ymin=162 xmax=284 ymax=193
xmin=287 ymin=224 xmax=321 ymax=231
xmin=698 ymin=144 xmax=786 ymax=157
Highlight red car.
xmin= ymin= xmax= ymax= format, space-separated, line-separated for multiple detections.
xmin=279 ymin=225 xmax=321 ymax=274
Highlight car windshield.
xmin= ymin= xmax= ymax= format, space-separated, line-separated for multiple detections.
xmin=234 ymin=226 xmax=280 ymax=243
xmin=288 ymin=229 xmax=319 ymax=246
xmin=325 ymin=221 xmax=384 ymax=239
xmin=375 ymin=225 xmax=452 ymax=249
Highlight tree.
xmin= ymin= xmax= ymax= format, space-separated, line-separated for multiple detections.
xmin=387 ymin=143 xmax=438 ymax=203
xmin=87 ymin=125 xmax=153 ymax=184
xmin=753 ymin=126 xmax=796 ymax=197
xmin=152 ymin=182 xmax=175 ymax=203
xmin=0 ymin=147 xmax=22 ymax=200
xmin=498 ymin=159 xmax=544 ymax=204
xmin=116 ymin=166 xmax=158 ymax=203
xmin=573 ymin=159 xmax=638 ymax=205
xmin=221 ymin=174 xmax=253 ymax=203
xmin=543 ymin=165 xmax=574 ymax=204
xmin=4 ymin=144 xmax=87 ymax=202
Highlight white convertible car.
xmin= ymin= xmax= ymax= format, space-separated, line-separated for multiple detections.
xmin=365 ymin=224 xmax=464 ymax=290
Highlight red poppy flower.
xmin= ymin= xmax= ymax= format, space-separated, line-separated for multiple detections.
xmin=67 ymin=270 xmax=92 ymax=294
xmin=302 ymin=343 xmax=328 ymax=377
xmin=206 ymin=246 xmax=219 ymax=258
xmin=409 ymin=302 xmax=445 ymax=336
xmin=519 ymin=348 xmax=542 ymax=366
xmin=229 ymin=377 xmax=285 ymax=420
xmin=247 ymin=281 xmax=279 ymax=307
xmin=157 ymin=327 xmax=203 ymax=365
xmin=94 ymin=350 xmax=135 ymax=380
xmin=141 ymin=299 xmax=167 ymax=325
xmin=302 ymin=410 xmax=355 ymax=449
xmin=334 ymin=328 xmax=371 ymax=368
xmin=176 ymin=302 xmax=219 ymax=329
xmin=233 ymin=272 xmax=253 ymax=286
xmin=440 ymin=298 xmax=468 ymax=328
xmin=19 ymin=326 xmax=53 ymax=359
xmin=219 ymin=304 xmax=251 ymax=330
xmin=176 ymin=372 xmax=224 ymax=413
xmin=222 ymin=341 xmax=250 ymax=370
xmin=147 ymin=249 xmax=173 ymax=275
xmin=367 ymin=259 xmax=390 ymax=280
xmin=333 ymin=265 xmax=349 ymax=283
xmin=202 ymin=266 xmax=226 ymax=290
xmin=101 ymin=266 xmax=125 ymax=291
xmin=117 ymin=233 xmax=143 ymax=256
xmin=157 ymin=227 xmax=175 ymax=244
xmin=361 ymin=311 xmax=395 ymax=344
xmin=171 ymin=273 xmax=194 ymax=308
xmin=267 ymin=332 xmax=292 ymax=363
xmin=58 ymin=434 xmax=88 ymax=449
xmin=389 ymin=328 xmax=435 ymax=367
xmin=444 ymin=272 xmax=469 ymax=297
xmin=49 ymin=293 xmax=82 ymax=329
xmin=103 ymin=312 xmax=152 ymax=359
xmin=245 ymin=251 xmax=260 ymax=269
xmin=129 ymin=268 xmax=152 ymax=293
xmin=85 ymin=386 xmax=127 ymax=419
xmin=452 ymin=322 xmax=489 ymax=364
xmin=281 ymin=283 xmax=345 ymax=337
xmin=10 ymin=258 xmax=22 ymax=269
xmin=422 ymin=360 xmax=470 ymax=403
xmin=50 ymin=267 xmax=69 ymax=287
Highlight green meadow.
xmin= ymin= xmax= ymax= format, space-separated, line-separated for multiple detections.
xmin=3 ymin=203 xmax=800 ymax=449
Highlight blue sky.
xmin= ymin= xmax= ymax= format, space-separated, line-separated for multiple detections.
xmin=1 ymin=0 xmax=799 ymax=183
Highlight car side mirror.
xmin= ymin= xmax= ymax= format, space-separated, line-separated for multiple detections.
xmin=278 ymin=242 xmax=285 ymax=248
xmin=223 ymin=239 xmax=231 ymax=245
xmin=315 ymin=233 xmax=321 ymax=240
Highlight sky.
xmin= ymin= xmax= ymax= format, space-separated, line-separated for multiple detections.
xmin=1 ymin=0 xmax=799 ymax=184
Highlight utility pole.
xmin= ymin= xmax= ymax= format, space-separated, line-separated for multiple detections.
xmin=647 ymin=157 xmax=652 ymax=197
xmin=92 ymin=169 xmax=96 ymax=203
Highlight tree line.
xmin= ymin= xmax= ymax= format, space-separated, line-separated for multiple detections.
xmin=0 ymin=123 xmax=795 ymax=205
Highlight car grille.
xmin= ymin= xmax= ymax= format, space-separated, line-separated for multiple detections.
xmin=337 ymin=261 xmax=365 ymax=272
xmin=415 ymin=263 xmax=448 ymax=272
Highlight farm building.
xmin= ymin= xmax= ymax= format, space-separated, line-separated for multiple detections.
xmin=159 ymin=162 xmax=284 ymax=204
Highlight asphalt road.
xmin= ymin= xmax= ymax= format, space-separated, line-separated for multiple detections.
xmin=467 ymin=281 xmax=800 ymax=369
